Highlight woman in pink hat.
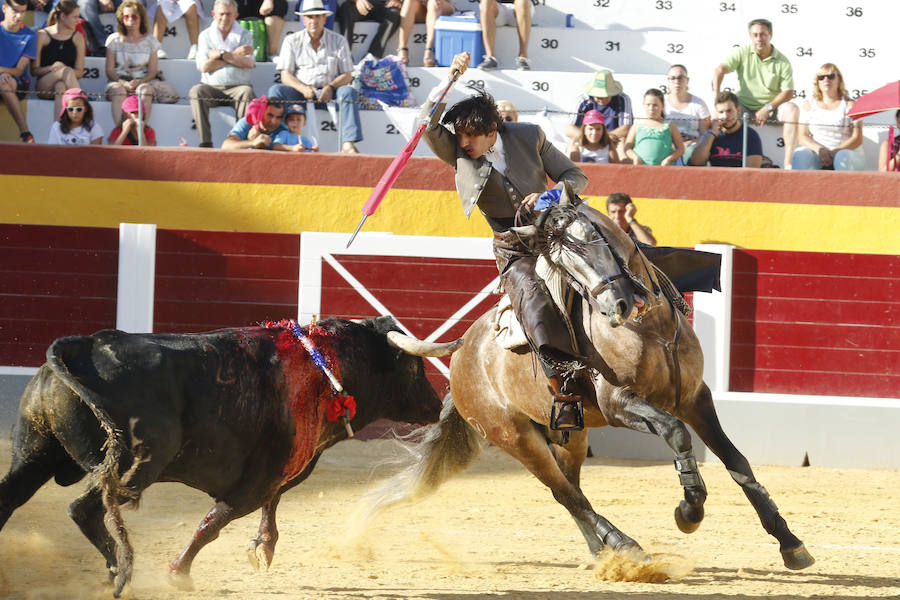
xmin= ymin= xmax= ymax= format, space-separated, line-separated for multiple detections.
xmin=566 ymin=109 xmax=618 ymax=163
xmin=47 ymin=88 xmax=103 ymax=144
xmin=109 ymin=95 xmax=158 ymax=145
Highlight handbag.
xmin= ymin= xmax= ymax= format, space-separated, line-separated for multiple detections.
xmin=238 ymin=18 xmax=268 ymax=62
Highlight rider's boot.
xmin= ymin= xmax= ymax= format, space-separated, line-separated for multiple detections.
xmin=548 ymin=374 xmax=585 ymax=431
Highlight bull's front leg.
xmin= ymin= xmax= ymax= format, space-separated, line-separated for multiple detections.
xmin=248 ymin=494 xmax=280 ymax=570
xmin=168 ymin=501 xmax=236 ymax=590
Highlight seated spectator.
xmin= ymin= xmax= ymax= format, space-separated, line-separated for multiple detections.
xmin=496 ymin=99 xmax=517 ymax=122
xmin=47 ymin=86 xmax=103 ymax=143
xmin=105 ymin=0 xmax=177 ymax=124
xmin=189 ymin=0 xmax=255 ymax=148
xmin=395 ymin=0 xmax=452 ymax=67
xmin=713 ymin=18 xmax=799 ymax=168
xmin=689 ymin=91 xmax=762 ymax=168
xmin=567 ymin=109 xmax=617 ymax=163
xmin=269 ymin=0 xmax=362 ymax=153
xmin=76 ymin=0 xmax=140 ymax=56
xmin=477 ymin=0 xmax=531 ymax=71
xmin=624 ymin=89 xmax=684 ymax=166
xmin=32 ymin=0 xmax=86 ymax=121
xmin=565 ymin=69 xmax=632 ymax=160
xmin=153 ymin=0 xmax=201 ymax=59
xmin=878 ymin=110 xmax=900 ymax=172
xmin=273 ymin=102 xmax=318 ymax=151
xmin=1 ymin=0 xmax=36 ymax=142
xmin=237 ymin=0 xmax=286 ymax=60
xmin=108 ymin=94 xmax=156 ymax=144
xmin=606 ymin=192 xmax=656 ymax=245
xmin=664 ymin=63 xmax=709 ymax=165
xmin=793 ymin=63 xmax=864 ymax=171
xmin=222 ymin=95 xmax=289 ymax=149
xmin=337 ymin=0 xmax=400 ymax=60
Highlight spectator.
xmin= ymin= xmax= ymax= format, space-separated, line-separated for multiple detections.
xmin=236 ymin=0 xmax=286 ymax=60
xmin=32 ymin=0 xmax=86 ymax=121
xmin=567 ymin=109 xmax=617 ymax=163
xmin=395 ymin=0 xmax=452 ymax=67
xmin=0 ymin=0 xmax=36 ymax=142
xmin=565 ymin=69 xmax=632 ymax=160
xmin=689 ymin=91 xmax=762 ymax=168
xmin=222 ymin=95 xmax=289 ymax=149
xmin=108 ymin=93 xmax=156 ymax=144
xmin=269 ymin=0 xmax=362 ymax=154
xmin=496 ymin=99 xmax=517 ymax=122
xmin=337 ymin=0 xmax=400 ymax=59
xmin=273 ymin=102 xmax=318 ymax=151
xmin=712 ymin=18 xmax=799 ymax=168
xmin=624 ymin=89 xmax=684 ymax=166
xmin=189 ymin=0 xmax=255 ymax=148
xmin=664 ymin=63 xmax=709 ymax=165
xmin=152 ymin=0 xmax=201 ymax=59
xmin=793 ymin=63 xmax=864 ymax=171
xmin=878 ymin=110 xmax=900 ymax=172
xmin=606 ymin=192 xmax=656 ymax=245
xmin=477 ymin=0 xmax=531 ymax=71
xmin=105 ymin=0 xmax=177 ymax=125
xmin=47 ymin=86 xmax=103 ymax=143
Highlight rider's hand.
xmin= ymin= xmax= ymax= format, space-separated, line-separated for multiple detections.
xmin=522 ymin=192 xmax=541 ymax=211
xmin=450 ymin=52 xmax=470 ymax=78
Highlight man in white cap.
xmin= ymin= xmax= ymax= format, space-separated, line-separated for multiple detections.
xmin=564 ymin=69 xmax=633 ymax=158
xmin=267 ymin=0 xmax=362 ymax=153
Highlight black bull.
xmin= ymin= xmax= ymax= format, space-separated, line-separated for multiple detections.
xmin=0 ymin=316 xmax=460 ymax=596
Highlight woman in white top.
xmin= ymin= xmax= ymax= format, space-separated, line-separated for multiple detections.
xmin=105 ymin=0 xmax=178 ymax=125
xmin=48 ymin=87 xmax=103 ymax=145
xmin=663 ymin=64 xmax=709 ymax=165
xmin=793 ymin=63 xmax=864 ymax=171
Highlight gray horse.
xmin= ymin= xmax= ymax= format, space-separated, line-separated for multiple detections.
xmin=355 ymin=192 xmax=815 ymax=572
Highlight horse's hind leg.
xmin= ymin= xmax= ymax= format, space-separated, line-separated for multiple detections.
xmin=498 ymin=423 xmax=642 ymax=557
xmin=680 ymin=384 xmax=814 ymax=570
xmin=602 ymin=387 xmax=708 ymax=533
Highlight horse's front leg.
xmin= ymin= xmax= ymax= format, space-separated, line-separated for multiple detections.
xmin=601 ymin=387 xmax=708 ymax=533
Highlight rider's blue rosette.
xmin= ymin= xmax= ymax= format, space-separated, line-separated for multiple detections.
xmin=534 ymin=188 xmax=562 ymax=211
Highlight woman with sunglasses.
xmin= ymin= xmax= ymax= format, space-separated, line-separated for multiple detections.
xmin=47 ymin=87 xmax=103 ymax=144
xmin=793 ymin=63 xmax=864 ymax=171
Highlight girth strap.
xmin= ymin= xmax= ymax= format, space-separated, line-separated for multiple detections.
xmin=623 ymin=300 xmax=683 ymax=409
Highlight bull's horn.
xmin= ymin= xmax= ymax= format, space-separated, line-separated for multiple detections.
xmin=386 ymin=331 xmax=464 ymax=357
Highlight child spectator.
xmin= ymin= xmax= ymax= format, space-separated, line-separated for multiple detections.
xmin=793 ymin=63 xmax=864 ymax=171
xmin=664 ymin=64 xmax=709 ymax=165
xmin=395 ymin=0 xmax=452 ymax=67
xmin=273 ymin=102 xmax=318 ymax=151
xmin=47 ymin=87 xmax=103 ymax=144
xmin=1 ymin=0 xmax=37 ymax=142
xmin=624 ymin=89 xmax=684 ymax=166
xmin=567 ymin=109 xmax=617 ymax=163
xmin=108 ymin=94 xmax=157 ymax=145
xmin=32 ymin=0 xmax=86 ymax=121
xmin=878 ymin=110 xmax=900 ymax=172
xmin=496 ymin=99 xmax=518 ymax=123
xmin=105 ymin=0 xmax=177 ymax=125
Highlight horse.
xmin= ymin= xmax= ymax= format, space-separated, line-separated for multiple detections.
xmin=354 ymin=189 xmax=815 ymax=572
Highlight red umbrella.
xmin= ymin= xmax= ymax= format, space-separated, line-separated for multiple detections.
xmin=848 ymin=80 xmax=900 ymax=120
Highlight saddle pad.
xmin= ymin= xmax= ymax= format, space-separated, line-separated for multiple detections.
xmin=492 ymin=294 xmax=529 ymax=350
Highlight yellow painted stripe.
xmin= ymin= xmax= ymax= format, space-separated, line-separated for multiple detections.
xmin=2 ymin=175 xmax=897 ymax=255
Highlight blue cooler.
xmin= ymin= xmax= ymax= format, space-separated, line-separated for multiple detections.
xmin=434 ymin=13 xmax=484 ymax=67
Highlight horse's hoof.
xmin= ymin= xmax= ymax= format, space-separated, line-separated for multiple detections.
xmin=782 ymin=543 xmax=815 ymax=570
xmin=674 ymin=502 xmax=703 ymax=534
xmin=247 ymin=540 xmax=261 ymax=571
xmin=167 ymin=568 xmax=195 ymax=591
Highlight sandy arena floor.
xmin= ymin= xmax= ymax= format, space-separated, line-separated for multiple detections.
xmin=0 ymin=436 xmax=898 ymax=600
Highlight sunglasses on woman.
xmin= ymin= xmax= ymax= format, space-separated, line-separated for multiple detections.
xmin=66 ymin=106 xmax=85 ymax=113
xmin=817 ymin=73 xmax=837 ymax=81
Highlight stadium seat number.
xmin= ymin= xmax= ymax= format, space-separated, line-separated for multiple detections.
xmin=540 ymin=38 xmax=558 ymax=49
xmin=352 ymin=33 xmax=368 ymax=45
xmin=164 ymin=26 xmax=177 ymax=37
xmin=408 ymin=77 xmax=420 ymax=88
xmin=795 ymin=47 xmax=813 ymax=57
xmin=666 ymin=43 xmax=684 ymax=54
xmin=845 ymin=6 xmax=863 ymax=17
xmin=83 ymin=67 xmax=100 ymax=79
xmin=413 ymin=33 xmax=426 ymax=44
xmin=321 ymin=121 xmax=336 ymax=131
xmin=781 ymin=4 xmax=797 ymax=13
xmin=104 ymin=24 xmax=114 ymax=35
xmin=655 ymin=0 xmax=673 ymax=9
xmin=272 ymin=72 xmax=281 ymax=83
xmin=719 ymin=2 xmax=735 ymax=11
xmin=849 ymin=89 xmax=868 ymax=99
xmin=385 ymin=124 xmax=401 ymax=135
xmin=532 ymin=81 xmax=549 ymax=92
xmin=604 ymin=41 xmax=621 ymax=52
xmin=859 ymin=48 xmax=875 ymax=58
xmin=593 ymin=0 xmax=610 ymax=7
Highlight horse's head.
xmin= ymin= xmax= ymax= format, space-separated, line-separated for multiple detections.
xmin=514 ymin=185 xmax=652 ymax=327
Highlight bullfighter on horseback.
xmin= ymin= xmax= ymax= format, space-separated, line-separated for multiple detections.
xmin=420 ymin=51 xmax=589 ymax=430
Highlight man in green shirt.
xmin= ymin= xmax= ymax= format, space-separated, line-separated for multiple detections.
xmin=712 ymin=18 xmax=799 ymax=168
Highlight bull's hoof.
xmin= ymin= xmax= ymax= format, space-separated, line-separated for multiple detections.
xmin=674 ymin=501 xmax=703 ymax=534
xmin=781 ymin=543 xmax=815 ymax=570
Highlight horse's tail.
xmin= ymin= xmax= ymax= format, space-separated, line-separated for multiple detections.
xmin=46 ymin=337 xmax=135 ymax=597
xmin=350 ymin=391 xmax=485 ymax=536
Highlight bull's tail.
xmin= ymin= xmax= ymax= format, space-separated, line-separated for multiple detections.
xmin=350 ymin=392 xmax=485 ymax=538
xmin=46 ymin=337 xmax=135 ymax=597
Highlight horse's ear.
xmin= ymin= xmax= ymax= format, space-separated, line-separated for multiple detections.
xmin=554 ymin=180 xmax=575 ymax=206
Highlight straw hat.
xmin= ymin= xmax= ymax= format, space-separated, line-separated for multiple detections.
xmin=584 ymin=69 xmax=623 ymax=98
xmin=296 ymin=0 xmax=333 ymax=16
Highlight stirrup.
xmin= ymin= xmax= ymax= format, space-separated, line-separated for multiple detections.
xmin=550 ymin=394 xmax=584 ymax=431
